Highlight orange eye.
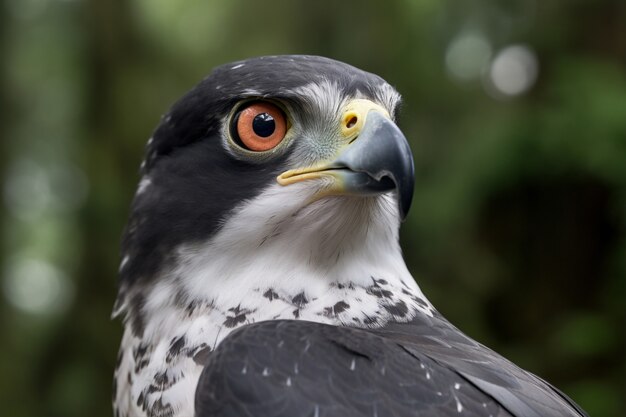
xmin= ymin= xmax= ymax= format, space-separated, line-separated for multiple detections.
xmin=232 ymin=102 xmax=287 ymax=151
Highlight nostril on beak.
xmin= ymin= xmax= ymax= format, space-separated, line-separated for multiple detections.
xmin=341 ymin=111 xmax=361 ymax=139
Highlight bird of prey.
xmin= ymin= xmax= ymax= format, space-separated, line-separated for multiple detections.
xmin=112 ymin=55 xmax=588 ymax=417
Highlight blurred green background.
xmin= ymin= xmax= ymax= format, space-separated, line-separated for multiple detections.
xmin=0 ymin=0 xmax=624 ymax=416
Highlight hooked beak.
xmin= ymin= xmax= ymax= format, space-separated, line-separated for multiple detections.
xmin=277 ymin=107 xmax=415 ymax=221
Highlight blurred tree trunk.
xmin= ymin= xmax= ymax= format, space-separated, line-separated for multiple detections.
xmin=36 ymin=1 xmax=142 ymax=416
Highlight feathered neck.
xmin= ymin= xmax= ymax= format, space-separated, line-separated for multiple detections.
xmin=113 ymin=185 xmax=433 ymax=417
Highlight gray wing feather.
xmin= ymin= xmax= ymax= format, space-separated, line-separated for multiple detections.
xmin=378 ymin=313 xmax=588 ymax=417
xmin=195 ymin=316 xmax=587 ymax=417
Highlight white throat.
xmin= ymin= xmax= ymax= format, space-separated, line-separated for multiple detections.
xmin=114 ymin=182 xmax=433 ymax=417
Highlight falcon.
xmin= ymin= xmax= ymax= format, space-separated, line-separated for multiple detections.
xmin=112 ymin=55 xmax=588 ymax=417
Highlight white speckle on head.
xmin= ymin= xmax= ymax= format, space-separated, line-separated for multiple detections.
xmin=294 ymin=363 xmax=299 ymax=374
xmin=241 ymin=364 xmax=247 ymax=375
xmin=286 ymin=377 xmax=292 ymax=387
xmin=350 ymin=358 xmax=356 ymax=371
xmin=137 ymin=177 xmax=152 ymax=195
xmin=147 ymin=136 xmax=154 ymax=145
xmin=231 ymin=63 xmax=245 ymax=70
xmin=240 ymin=88 xmax=261 ymax=96
xmin=454 ymin=382 xmax=461 ymax=390
xmin=119 ymin=255 xmax=130 ymax=272
xmin=262 ymin=367 xmax=270 ymax=376
xmin=426 ymin=371 xmax=431 ymax=380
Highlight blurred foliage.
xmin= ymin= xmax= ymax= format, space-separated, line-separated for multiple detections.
xmin=0 ymin=0 xmax=624 ymax=416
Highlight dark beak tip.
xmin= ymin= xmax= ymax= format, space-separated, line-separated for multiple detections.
xmin=394 ymin=174 xmax=414 ymax=221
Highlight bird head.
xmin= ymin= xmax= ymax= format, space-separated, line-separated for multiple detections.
xmin=114 ymin=56 xmax=415 ymax=322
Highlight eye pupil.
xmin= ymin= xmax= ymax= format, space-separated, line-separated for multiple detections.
xmin=252 ymin=113 xmax=276 ymax=137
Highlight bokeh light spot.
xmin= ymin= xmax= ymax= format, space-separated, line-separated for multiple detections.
xmin=487 ymin=44 xmax=539 ymax=97
xmin=3 ymin=159 xmax=89 ymax=221
xmin=4 ymin=159 xmax=52 ymax=221
xmin=445 ymin=31 xmax=492 ymax=82
xmin=3 ymin=258 xmax=74 ymax=315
